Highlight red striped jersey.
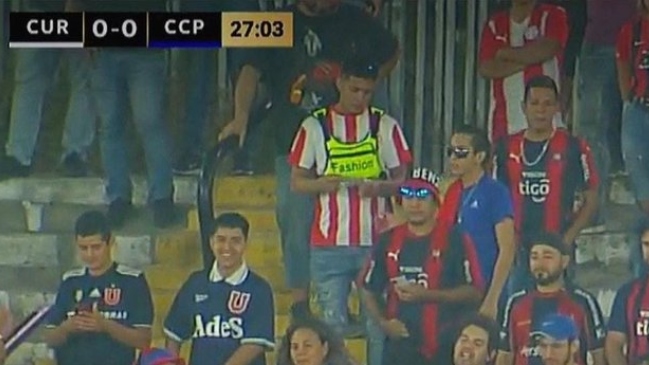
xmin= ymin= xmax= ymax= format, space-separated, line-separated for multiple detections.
xmin=608 ymin=276 xmax=649 ymax=363
xmin=479 ymin=3 xmax=568 ymax=142
xmin=288 ymin=107 xmax=411 ymax=247
xmin=616 ymin=16 xmax=649 ymax=100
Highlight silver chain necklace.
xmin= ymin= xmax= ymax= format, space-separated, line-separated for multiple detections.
xmin=521 ymin=129 xmax=554 ymax=167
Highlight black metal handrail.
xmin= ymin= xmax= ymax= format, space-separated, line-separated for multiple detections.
xmin=197 ymin=135 xmax=239 ymax=270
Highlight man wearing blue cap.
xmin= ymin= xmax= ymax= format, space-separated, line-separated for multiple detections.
xmin=532 ymin=313 xmax=580 ymax=365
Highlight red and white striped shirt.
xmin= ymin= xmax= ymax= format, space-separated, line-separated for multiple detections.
xmin=479 ymin=4 xmax=568 ymax=142
xmin=288 ymin=108 xmax=412 ymax=248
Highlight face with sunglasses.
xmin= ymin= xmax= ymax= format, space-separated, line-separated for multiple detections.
xmin=448 ymin=134 xmax=485 ymax=177
xmin=399 ymin=185 xmax=437 ymax=225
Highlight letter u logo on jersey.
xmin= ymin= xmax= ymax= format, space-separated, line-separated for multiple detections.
xmin=104 ymin=287 xmax=121 ymax=306
xmin=227 ymin=291 xmax=251 ymax=315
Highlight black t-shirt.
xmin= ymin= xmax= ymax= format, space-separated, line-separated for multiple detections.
xmin=246 ymin=3 xmax=398 ymax=156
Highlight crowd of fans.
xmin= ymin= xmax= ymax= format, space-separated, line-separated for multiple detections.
xmin=4 ymin=0 xmax=649 ymax=364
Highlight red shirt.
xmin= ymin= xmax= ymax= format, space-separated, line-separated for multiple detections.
xmin=616 ymin=16 xmax=649 ymax=100
xmin=479 ymin=4 xmax=569 ymax=142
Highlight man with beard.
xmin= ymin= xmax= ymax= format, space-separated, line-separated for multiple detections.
xmin=534 ymin=313 xmax=580 ymax=365
xmin=452 ymin=314 xmax=499 ymax=365
xmin=363 ymin=167 xmax=485 ymax=365
xmin=493 ymin=75 xmax=599 ymax=292
xmin=496 ymin=232 xmax=605 ymax=365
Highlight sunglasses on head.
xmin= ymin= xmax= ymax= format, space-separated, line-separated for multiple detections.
xmin=399 ymin=186 xmax=433 ymax=199
xmin=446 ymin=146 xmax=471 ymax=159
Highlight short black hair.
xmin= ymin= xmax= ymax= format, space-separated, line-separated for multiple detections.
xmin=75 ymin=210 xmax=111 ymax=242
xmin=455 ymin=314 xmax=500 ymax=356
xmin=211 ymin=212 xmax=250 ymax=239
xmin=453 ymin=124 xmax=492 ymax=162
xmin=524 ymin=75 xmax=559 ymax=102
xmin=341 ymin=58 xmax=379 ymax=80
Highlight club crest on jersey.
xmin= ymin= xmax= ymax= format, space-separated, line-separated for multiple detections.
xmin=227 ymin=291 xmax=251 ymax=315
xmin=104 ymin=287 xmax=121 ymax=306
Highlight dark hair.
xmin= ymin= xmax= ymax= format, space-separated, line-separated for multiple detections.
xmin=276 ymin=317 xmax=354 ymax=365
xmin=341 ymin=58 xmax=379 ymax=80
xmin=75 ymin=210 xmax=111 ymax=242
xmin=455 ymin=314 xmax=500 ymax=356
xmin=211 ymin=212 xmax=250 ymax=239
xmin=526 ymin=231 xmax=569 ymax=255
xmin=452 ymin=125 xmax=492 ymax=164
xmin=523 ymin=75 xmax=559 ymax=102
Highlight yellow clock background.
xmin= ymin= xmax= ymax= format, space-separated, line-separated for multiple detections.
xmin=221 ymin=12 xmax=293 ymax=48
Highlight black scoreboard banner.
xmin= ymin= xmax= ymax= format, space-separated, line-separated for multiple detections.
xmin=9 ymin=12 xmax=293 ymax=49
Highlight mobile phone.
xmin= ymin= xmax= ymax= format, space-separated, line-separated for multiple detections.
xmin=393 ymin=276 xmax=409 ymax=287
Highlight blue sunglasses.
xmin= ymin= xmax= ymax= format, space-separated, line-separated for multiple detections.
xmin=399 ymin=186 xmax=433 ymax=199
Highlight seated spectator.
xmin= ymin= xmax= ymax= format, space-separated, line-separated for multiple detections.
xmin=452 ymin=314 xmax=499 ymax=365
xmin=363 ymin=167 xmax=485 ymax=365
xmin=163 ymin=212 xmax=274 ymax=365
xmin=497 ymin=232 xmax=605 ymax=365
xmin=43 ymin=211 xmax=154 ymax=365
xmin=276 ymin=316 xmax=355 ymax=365
xmin=478 ymin=0 xmax=568 ymax=142
xmin=533 ymin=313 xmax=581 ymax=365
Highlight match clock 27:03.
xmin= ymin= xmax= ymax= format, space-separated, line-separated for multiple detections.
xmin=221 ymin=12 xmax=293 ymax=48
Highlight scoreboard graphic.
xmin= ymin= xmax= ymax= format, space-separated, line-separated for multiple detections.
xmin=8 ymin=12 xmax=294 ymax=48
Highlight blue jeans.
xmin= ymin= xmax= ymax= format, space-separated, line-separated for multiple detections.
xmin=311 ymin=247 xmax=385 ymax=365
xmin=90 ymin=50 xmax=173 ymax=203
xmin=622 ymin=101 xmax=649 ymax=202
xmin=575 ymin=45 xmax=622 ymax=223
xmin=6 ymin=49 xmax=96 ymax=165
xmin=275 ymin=156 xmax=314 ymax=289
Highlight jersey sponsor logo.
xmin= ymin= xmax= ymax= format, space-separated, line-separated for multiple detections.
xmin=636 ymin=319 xmax=649 ymax=336
xmin=227 ymin=290 xmax=251 ymax=315
xmin=192 ymin=315 xmax=244 ymax=339
xmin=90 ymin=288 xmax=101 ymax=298
xmin=104 ymin=287 xmax=121 ymax=306
xmin=519 ymin=171 xmax=550 ymax=203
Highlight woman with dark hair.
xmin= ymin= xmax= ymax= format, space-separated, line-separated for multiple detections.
xmin=276 ymin=317 xmax=355 ymax=365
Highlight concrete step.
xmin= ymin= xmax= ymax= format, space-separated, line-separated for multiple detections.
xmin=186 ymin=206 xmax=276 ymax=233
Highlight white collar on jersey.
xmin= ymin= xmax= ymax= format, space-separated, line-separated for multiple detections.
xmin=209 ymin=261 xmax=249 ymax=285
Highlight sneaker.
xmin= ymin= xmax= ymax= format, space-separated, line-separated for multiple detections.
xmin=152 ymin=198 xmax=176 ymax=228
xmin=60 ymin=153 xmax=88 ymax=177
xmin=289 ymin=301 xmax=312 ymax=321
xmin=173 ymin=153 xmax=201 ymax=176
xmin=107 ymin=199 xmax=132 ymax=229
xmin=0 ymin=155 xmax=30 ymax=179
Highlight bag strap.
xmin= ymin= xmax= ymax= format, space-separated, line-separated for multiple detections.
xmin=312 ymin=107 xmax=330 ymax=140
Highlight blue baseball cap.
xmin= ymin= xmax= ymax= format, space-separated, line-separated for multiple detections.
xmin=136 ymin=348 xmax=184 ymax=365
xmin=530 ymin=313 xmax=579 ymax=341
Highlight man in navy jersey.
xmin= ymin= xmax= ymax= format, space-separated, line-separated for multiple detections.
xmin=496 ymin=232 xmax=605 ymax=365
xmin=363 ymin=167 xmax=485 ymax=365
xmin=606 ymin=219 xmax=649 ymax=365
xmin=493 ymin=75 xmax=599 ymax=291
xmin=44 ymin=211 xmax=154 ymax=365
xmin=533 ymin=313 xmax=581 ymax=365
xmin=164 ymin=212 xmax=274 ymax=365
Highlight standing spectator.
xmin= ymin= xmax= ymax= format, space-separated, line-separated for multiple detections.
xmin=575 ymin=0 xmax=635 ymax=229
xmin=605 ymin=216 xmax=649 ymax=365
xmin=276 ymin=317 xmax=355 ymax=365
xmin=289 ymin=59 xmax=409 ymax=365
xmin=496 ymin=233 xmax=606 ymax=365
xmin=74 ymin=0 xmax=176 ymax=228
xmin=173 ymin=0 xmax=264 ymax=176
xmin=363 ymin=167 xmax=485 ymax=365
xmin=164 ymin=213 xmax=275 ymax=365
xmin=578 ymin=0 xmax=634 ymax=174
xmin=452 ymin=314 xmax=499 ymax=365
xmin=218 ymin=0 xmax=400 ymax=331
xmin=0 ymin=0 xmax=97 ymax=179
xmin=478 ymin=0 xmax=568 ymax=142
xmin=617 ymin=0 xmax=649 ymax=218
xmin=493 ymin=75 xmax=599 ymax=291
xmin=534 ymin=314 xmax=581 ymax=365
xmin=541 ymin=0 xmax=587 ymax=123
xmin=43 ymin=211 xmax=154 ymax=365
xmin=441 ymin=125 xmax=515 ymax=319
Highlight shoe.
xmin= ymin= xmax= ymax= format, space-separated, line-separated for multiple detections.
xmin=0 ymin=155 xmax=30 ymax=179
xmin=153 ymin=198 xmax=176 ymax=228
xmin=60 ymin=153 xmax=88 ymax=177
xmin=173 ymin=152 xmax=201 ymax=176
xmin=289 ymin=301 xmax=312 ymax=321
xmin=107 ymin=199 xmax=132 ymax=229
